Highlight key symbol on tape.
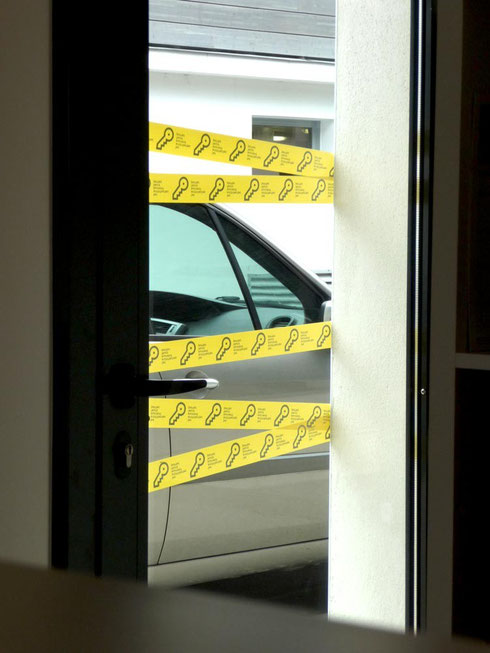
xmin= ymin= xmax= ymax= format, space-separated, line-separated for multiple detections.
xmin=260 ymin=433 xmax=274 ymax=458
xmin=297 ymin=151 xmax=313 ymax=173
xmin=274 ymin=404 xmax=290 ymax=427
xmin=226 ymin=442 xmax=241 ymax=468
xmin=317 ymin=324 xmax=331 ymax=347
xmin=244 ymin=178 xmax=259 ymax=202
xmin=205 ymin=402 xmax=222 ymax=426
xmin=169 ymin=402 xmax=186 ymax=425
xmin=209 ymin=177 xmax=225 ymax=201
xmin=312 ymin=179 xmax=326 ymax=201
xmin=229 ymin=139 xmax=246 ymax=162
xmin=285 ymin=328 xmax=299 ymax=352
xmin=251 ymin=332 xmax=266 ymax=356
xmin=307 ymin=405 xmax=322 ymax=428
xmin=279 ymin=178 xmax=294 ymax=201
xmin=194 ymin=133 xmax=211 ymax=156
xmin=293 ymin=425 xmax=307 ymax=449
xmin=153 ymin=461 xmax=169 ymax=488
xmin=240 ymin=403 xmax=256 ymax=426
xmin=264 ymin=145 xmax=279 ymax=167
xmin=180 ymin=340 xmax=196 ymax=365
xmin=172 ymin=176 xmax=189 ymax=200
xmin=216 ymin=336 xmax=231 ymax=361
xmin=325 ymin=426 xmax=331 ymax=441
xmin=149 ymin=345 xmax=159 ymax=367
xmin=329 ymin=166 xmax=335 ymax=177
xmin=190 ymin=452 xmax=205 ymax=478
xmin=156 ymin=127 xmax=174 ymax=150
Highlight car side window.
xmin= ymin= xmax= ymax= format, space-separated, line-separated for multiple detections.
xmin=220 ymin=216 xmax=326 ymax=328
xmin=230 ymin=243 xmax=305 ymax=326
xmin=149 ymin=205 xmax=253 ymax=336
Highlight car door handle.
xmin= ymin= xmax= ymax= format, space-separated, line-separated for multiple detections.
xmin=105 ymin=363 xmax=218 ymax=408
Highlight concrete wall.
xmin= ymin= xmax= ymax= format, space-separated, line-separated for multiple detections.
xmin=329 ymin=0 xmax=410 ymax=630
xmin=0 ymin=0 xmax=51 ymax=566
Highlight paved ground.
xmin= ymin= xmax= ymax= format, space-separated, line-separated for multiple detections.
xmin=190 ymin=560 xmax=328 ymax=613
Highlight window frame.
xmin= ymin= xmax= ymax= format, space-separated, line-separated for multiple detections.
xmin=252 ymin=117 xmax=322 ymax=150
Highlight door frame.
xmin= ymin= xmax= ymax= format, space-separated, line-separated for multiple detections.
xmin=51 ymin=1 xmax=149 ymax=579
xmin=406 ymin=0 xmax=436 ymax=631
xmin=50 ymin=3 xmax=433 ymax=629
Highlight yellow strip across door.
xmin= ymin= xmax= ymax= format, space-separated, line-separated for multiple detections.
xmin=149 ymin=173 xmax=333 ymax=204
xmin=150 ymin=398 xmax=330 ymax=431
xmin=149 ymin=322 xmax=331 ymax=373
xmin=149 ymin=122 xmax=334 ymax=177
xmin=149 ymin=416 xmax=331 ymax=492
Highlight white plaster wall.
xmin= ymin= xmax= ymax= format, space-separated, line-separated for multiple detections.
xmin=0 ymin=0 xmax=51 ymax=566
xmin=149 ymin=62 xmax=335 ymax=273
xmin=328 ymin=0 xmax=410 ymax=630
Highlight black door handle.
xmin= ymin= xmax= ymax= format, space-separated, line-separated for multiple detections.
xmin=137 ymin=378 xmax=218 ymax=396
xmin=105 ymin=363 xmax=218 ymax=409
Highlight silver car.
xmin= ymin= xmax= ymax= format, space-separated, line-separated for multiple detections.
xmin=148 ymin=202 xmax=330 ymax=587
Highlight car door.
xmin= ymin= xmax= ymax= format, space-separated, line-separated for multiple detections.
xmin=148 ymin=203 xmax=256 ymax=565
xmin=148 ymin=203 xmax=330 ymax=565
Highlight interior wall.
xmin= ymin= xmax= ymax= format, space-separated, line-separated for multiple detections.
xmin=454 ymin=1 xmax=490 ymax=641
xmin=0 ymin=0 xmax=51 ymax=566
xmin=426 ymin=0 xmax=463 ymax=635
xmin=329 ymin=0 xmax=410 ymax=630
xmin=456 ymin=0 xmax=490 ymax=352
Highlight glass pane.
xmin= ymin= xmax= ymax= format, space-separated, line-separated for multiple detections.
xmin=147 ymin=2 xmax=334 ymax=611
xmin=252 ymin=124 xmax=313 ymax=150
xmin=147 ymin=0 xmax=413 ymax=630
xmin=221 ymin=213 xmax=329 ymax=323
xmin=230 ymin=239 xmax=306 ymax=316
xmin=149 ymin=204 xmax=253 ymax=335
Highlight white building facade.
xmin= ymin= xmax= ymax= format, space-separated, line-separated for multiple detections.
xmin=149 ymin=49 xmax=335 ymax=276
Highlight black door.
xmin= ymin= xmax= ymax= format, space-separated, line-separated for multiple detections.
xmin=51 ymin=1 xmax=149 ymax=579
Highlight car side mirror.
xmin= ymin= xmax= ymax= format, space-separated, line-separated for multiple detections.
xmin=321 ymin=300 xmax=331 ymax=322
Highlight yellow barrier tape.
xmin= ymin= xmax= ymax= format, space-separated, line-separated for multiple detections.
xmin=150 ymin=398 xmax=330 ymax=431
xmin=149 ymin=322 xmax=331 ymax=373
xmin=149 ymin=415 xmax=331 ymax=492
xmin=149 ymin=173 xmax=333 ymax=204
xmin=149 ymin=123 xmax=334 ymax=178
